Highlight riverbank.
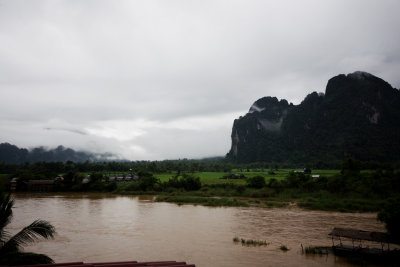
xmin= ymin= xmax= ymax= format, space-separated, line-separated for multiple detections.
xmin=152 ymin=193 xmax=383 ymax=212
xmin=114 ymin=187 xmax=385 ymax=212
xmin=113 ymin=168 xmax=398 ymax=212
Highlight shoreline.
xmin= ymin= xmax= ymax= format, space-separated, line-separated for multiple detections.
xmin=11 ymin=191 xmax=382 ymax=214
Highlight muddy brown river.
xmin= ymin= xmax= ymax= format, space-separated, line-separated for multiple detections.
xmin=9 ymin=194 xmax=385 ymax=267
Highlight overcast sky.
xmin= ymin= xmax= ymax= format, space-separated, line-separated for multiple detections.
xmin=1 ymin=0 xmax=400 ymax=160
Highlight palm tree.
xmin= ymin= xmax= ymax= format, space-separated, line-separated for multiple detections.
xmin=0 ymin=193 xmax=56 ymax=265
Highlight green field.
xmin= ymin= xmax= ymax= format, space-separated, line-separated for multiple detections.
xmin=0 ymin=169 xmax=343 ymax=186
xmin=153 ymin=169 xmax=340 ymax=185
xmin=0 ymin=169 xmax=341 ymax=192
xmin=65 ymin=169 xmax=342 ymax=186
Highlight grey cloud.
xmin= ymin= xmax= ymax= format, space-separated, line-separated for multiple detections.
xmin=1 ymin=0 xmax=400 ymax=160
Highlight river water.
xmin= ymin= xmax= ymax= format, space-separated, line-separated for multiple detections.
xmin=9 ymin=194 xmax=385 ymax=267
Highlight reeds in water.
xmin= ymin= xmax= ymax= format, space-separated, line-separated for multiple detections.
xmin=279 ymin=245 xmax=289 ymax=251
xmin=304 ymin=246 xmax=329 ymax=254
xmin=233 ymin=237 xmax=269 ymax=246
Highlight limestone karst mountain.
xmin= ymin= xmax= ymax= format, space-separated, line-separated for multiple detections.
xmin=226 ymin=71 xmax=400 ymax=164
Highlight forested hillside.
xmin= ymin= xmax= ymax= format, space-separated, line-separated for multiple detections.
xmin=0 ymin=143 xmax=115 ymax=164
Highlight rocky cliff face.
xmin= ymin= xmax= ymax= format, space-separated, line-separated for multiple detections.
xmin=227 ymin=71 xmax=400 ymax=163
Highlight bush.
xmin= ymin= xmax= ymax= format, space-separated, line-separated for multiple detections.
xmin=162 ymin=174 xmax=201 ymax=191
xmin=267 ymin=178 xmax=280 ymax=188
xmin=235 ymin=185 xmax=246 ymax=194
xmin=138 ymin=174 xmax=159 ymax=191
xmin=378 ymin=197 xmax=400 ymax=242
xmin=285 ymin=172 xmax=310 ymax=188
xmin=250 ymin=188 xmax=273 ymax=198
xmin=105 ymin=182 xmax=117 ymax=192
xmin=181 ymin=174 xmax=201 ymax=190
xmin=124 ymin=182 xmax=140 ymax=191
xmin=87 ymin=181 xmax=105 ymax=191
xmin=247 ymin=176 xmax=266 ymax=188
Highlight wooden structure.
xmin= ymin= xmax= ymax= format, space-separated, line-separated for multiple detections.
xmin=11 ymin=260 xmax=195 ymax=267
xmin=329 ymin=227 xmax=389 ymax=244
xmin=10 ymin=177 xmax=18 ymax=192
xmin=328 ymin=227 xmax=400 ymax=261
xmin=27 ymin=180 xmax=55 ymax=192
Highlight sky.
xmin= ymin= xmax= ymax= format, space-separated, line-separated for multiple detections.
xmin=1 ymin=0 xmax=400 ymax=160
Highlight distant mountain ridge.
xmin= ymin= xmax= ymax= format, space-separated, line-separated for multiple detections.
xmin=226 ymin=71 xmax=400 ymax=164
xmin=0 ymin=143 xmax=118 ymax=164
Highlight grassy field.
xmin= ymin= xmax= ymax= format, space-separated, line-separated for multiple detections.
xmin=154 ymin=169 xmax=341 ymax=185
xmin=0 ymin=169 xmax=340 ymax=186
xmin=14 ymin=169 xmax=341 ymax=187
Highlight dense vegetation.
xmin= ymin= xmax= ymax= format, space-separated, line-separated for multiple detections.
xmin=227 ymin=71 xmax=400 ymax=165
xmin=1 ymin=158 xmax=399 ymax=213
xmin=0 ymin=156 xmax=391 ymax=183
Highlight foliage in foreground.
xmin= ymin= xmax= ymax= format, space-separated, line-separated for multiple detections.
xmin=0 ymin=193 xmax=56 ymax=265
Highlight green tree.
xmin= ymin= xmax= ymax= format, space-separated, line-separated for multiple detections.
xmin=164 ymin=174 xmax=201 ymax=191
xmin=138 ymin=173 xmax=159 ymax=191
xmin=181 ymin=174 xmax=201 ymax=191
xmin=0 ymin=193 xmax=56 ymax=265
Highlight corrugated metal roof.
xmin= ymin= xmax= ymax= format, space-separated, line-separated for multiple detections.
xmin=12 ymin=260 xmax=195 ymax=267
xmin=329 ymin=227 xmax=388 ymax=243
